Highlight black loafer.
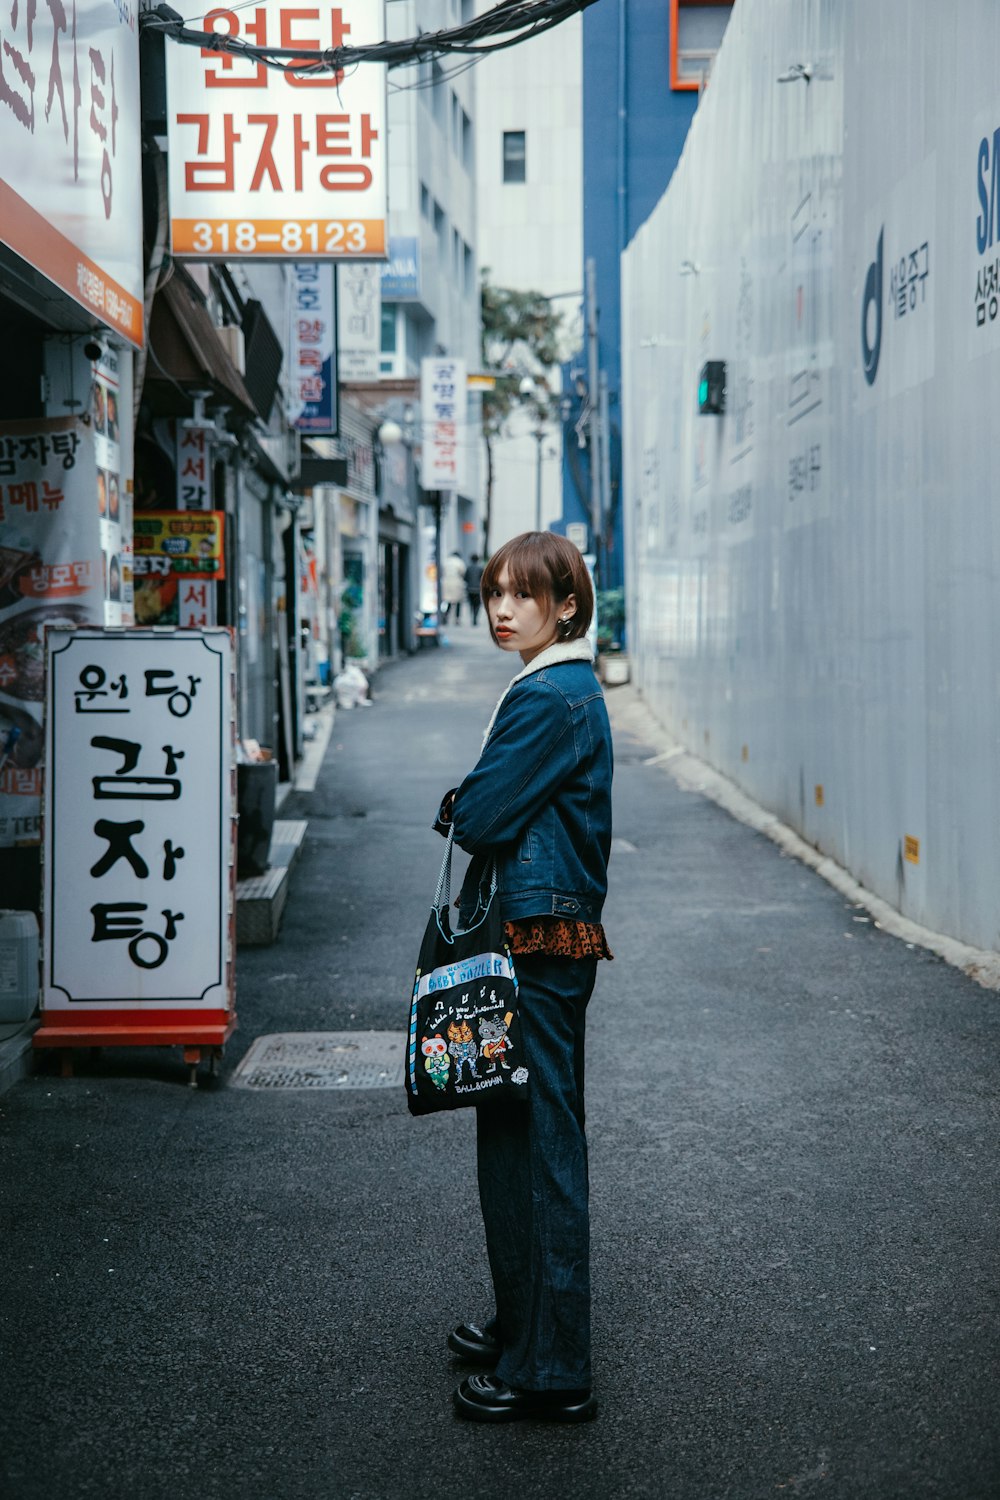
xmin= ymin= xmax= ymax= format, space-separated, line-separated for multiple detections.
xmin=454 ymin=1373 xmax=597 ymax=1423
xmin=447 ymin=1322 xmax=500 ymax=1365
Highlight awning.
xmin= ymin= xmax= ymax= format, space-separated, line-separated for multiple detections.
xmin=145 ymin=272 xmax=257 ymax=416
xmin=294 ymin=456 xmax=349 ymax=490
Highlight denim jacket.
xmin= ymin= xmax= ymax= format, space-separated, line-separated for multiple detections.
xmin=451 ymin=651 xmax=613 ymax=924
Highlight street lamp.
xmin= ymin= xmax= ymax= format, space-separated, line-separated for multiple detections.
xmin=518 ymin=375 xmax=549 ymax=533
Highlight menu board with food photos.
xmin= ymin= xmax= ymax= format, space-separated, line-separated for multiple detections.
xmin=92 ymin=348 xmax=132 ymax=627
xmin=0 ymin=416 xmax=105 ymax=847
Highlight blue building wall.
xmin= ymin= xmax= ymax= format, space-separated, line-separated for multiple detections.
xmin=561 ymin=0 xmax=701 ymax=593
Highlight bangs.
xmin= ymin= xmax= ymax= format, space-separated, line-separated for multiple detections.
xmin=480 ymin=531 xmax=594 ymax=641
xmin=481 ymin=535 xmax=559 ymax=604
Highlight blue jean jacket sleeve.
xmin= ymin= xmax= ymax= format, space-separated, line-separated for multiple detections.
xmin=451 ymin=682 xmax=574 ymax=852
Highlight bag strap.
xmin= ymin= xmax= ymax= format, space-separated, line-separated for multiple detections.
xmin=432 ymin=825 xmax=498 ymax=941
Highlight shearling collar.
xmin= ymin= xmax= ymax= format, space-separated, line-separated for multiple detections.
xmin=481 ymin=638 xmax=595 ymax=747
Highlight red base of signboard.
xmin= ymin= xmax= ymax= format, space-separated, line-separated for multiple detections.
xmin=33 ymin=1009 xmax=237 ymax=1087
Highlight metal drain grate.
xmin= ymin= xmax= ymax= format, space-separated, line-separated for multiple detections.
xmin=232 ymin=1032 xmax=405 ymax=1090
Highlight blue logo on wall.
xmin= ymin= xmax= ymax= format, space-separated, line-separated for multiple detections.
xmin=976 ymin=129 xmax=1000 ymax=253
xmin=861 ymin=228 xmax=883 ymax=385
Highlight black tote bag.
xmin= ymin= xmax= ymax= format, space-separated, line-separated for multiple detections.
xmin=405 ymin=829 xmax=527 ymax=1116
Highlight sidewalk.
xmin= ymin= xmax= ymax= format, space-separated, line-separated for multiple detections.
xmin=1 ymin=623 xmax=998 ymax=1500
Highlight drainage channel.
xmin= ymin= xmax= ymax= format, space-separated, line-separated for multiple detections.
xmin=232 ymin=1032 xmax=405 ymax=1090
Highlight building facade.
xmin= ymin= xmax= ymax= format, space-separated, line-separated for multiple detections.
xmin=578 ymin=0 xmax=732 ymax=591
xmin=475 ymin=8 xmax=583 ymax=552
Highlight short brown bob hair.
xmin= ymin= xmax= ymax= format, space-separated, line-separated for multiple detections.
xmin=481 ymin=531 xmax=593 ymax=643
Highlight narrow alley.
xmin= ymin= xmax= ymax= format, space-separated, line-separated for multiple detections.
xmin=1 ymin=629 xmax=998 ymax=1500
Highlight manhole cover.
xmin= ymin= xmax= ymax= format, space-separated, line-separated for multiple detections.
xmin=232 ymin=1032 xmax=405 ymax=1090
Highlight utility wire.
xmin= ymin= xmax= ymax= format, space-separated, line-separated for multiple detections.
xmin=141 ymin=0 xmax=599 ymax=77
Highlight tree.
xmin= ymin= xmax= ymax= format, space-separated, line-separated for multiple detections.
xmin=479 ymin=273 xmax=566 ymax=556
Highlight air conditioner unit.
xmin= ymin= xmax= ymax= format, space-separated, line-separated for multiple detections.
xmin=217 ymin=323 xmax=246 ymax=375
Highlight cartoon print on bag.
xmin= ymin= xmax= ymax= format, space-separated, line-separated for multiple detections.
xmin=447 ymin=1018 xmax=480 ymax=1083
xmin=421 ymin=1034 xmax=451 ymax=1090
xmin=478 ymin=1010 xmax=514 ymax=1072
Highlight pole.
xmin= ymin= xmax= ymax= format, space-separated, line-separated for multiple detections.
xmin=434 ymin=491 xmax=443 ymax=624
xmin=599 ymin=370 xmax=611 ymax=584
xmin=534 ymin=425 xmax=543 ymax=531
xmin=585 ymin=257 xmax=602 ymax=564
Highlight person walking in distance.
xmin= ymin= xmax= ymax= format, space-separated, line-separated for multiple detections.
xmin=435 ymin=531 xmax=613 ymax=1423
xmin=464 ymin=553 xmax=485 ymax=625
xmin=441 ymin=550 xmax=467 ymax=624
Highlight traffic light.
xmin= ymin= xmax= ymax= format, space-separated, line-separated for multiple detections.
xmin=698 ymin=360 xmax=726 ymax=414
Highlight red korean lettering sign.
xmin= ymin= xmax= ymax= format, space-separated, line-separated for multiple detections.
xmin=166 ymin=0 xmax=387 ymax=260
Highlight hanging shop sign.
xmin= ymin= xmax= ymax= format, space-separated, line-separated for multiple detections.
xmin=0 ymin=0 xmax=142 ymax=345
xmin=288 ymin=263 xmax=338 ymax=432
xmin=165 ymin=0 xmax=387 ymax=260
xmin=132 ymin=512 xmax=225 ymax=629
xmin=421 ymin=357 xmax=466 ymax=491
xmin=0 ymin=418 xmax=106 ymax=849
xmin=134 ymin=512 xmax=226 ymax=578
xmin=337 ymin=262 xmax=381 ymax=381
xmin=380 ymin=236 xmax=420 ymax=300
xmin=176 ymin=425 xmax=214 ymax=510
xmin=36 ymin=627 xmax=236 ymax=1063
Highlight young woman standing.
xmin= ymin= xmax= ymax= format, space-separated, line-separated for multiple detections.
xmin=437 ymin=531 xmax=613 ymax=1424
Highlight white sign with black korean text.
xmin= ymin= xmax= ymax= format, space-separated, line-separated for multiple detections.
xmin=43 ymin=628 xmax=235 ymax=1009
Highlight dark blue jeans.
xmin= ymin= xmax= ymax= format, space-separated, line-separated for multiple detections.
xmin=476 ymin=952 xmax=598 ymax=1392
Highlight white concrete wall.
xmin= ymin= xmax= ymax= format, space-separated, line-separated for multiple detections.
xmin=621 ymin=0 xmax=1000 ymax=953
xmin=475 ymin=9 xmax=582 ymax=550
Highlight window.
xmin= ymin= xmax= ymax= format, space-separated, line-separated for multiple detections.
xmin=502 ymin=130 xmax=526 ymax=184
xmin=431 ymin=61 xmax=447 ymax=126
xmin=669 ymin=0 xmax=734 ymax=91
xmin=381 ymin=305 xmax=396 ymax=354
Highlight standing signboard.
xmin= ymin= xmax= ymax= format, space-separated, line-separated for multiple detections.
xmin=288 ymin=264 xmax=338 ymax=432
xmin=0 ymin=0 xmax=143 ymax=346
xmin=35 ymin=628 xmax=237 ymax=1082
xmin=165 ymin=0 xmax=387 ymax=260
xmin=421 ymin=357 xmax=466 ymax=490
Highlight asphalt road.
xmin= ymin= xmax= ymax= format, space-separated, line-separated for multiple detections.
xmin=1 ymin=625 xmax=998 ymax=1500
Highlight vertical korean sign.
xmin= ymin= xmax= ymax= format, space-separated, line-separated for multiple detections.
xmin=337 ymin=262 xmax=381 ymax=380
xmin=41 ymin=628 xmax=236 ymax=1030
xmin=166 ymin=0 xmax=387 ymax=260
xmin=0 ymin=0 xmax=143 ymax=345
xmin=288 ymin=264 xmax=338 ymax=432
xmin=421 ymin=357 xmax=466 ymax=490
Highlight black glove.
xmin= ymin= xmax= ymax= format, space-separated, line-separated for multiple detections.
xmin=432 ymin=787 xmax=458 ymax=837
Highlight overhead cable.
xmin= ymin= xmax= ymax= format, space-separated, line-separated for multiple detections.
xmin=141 ymin=0 xmax=600 ymax=77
